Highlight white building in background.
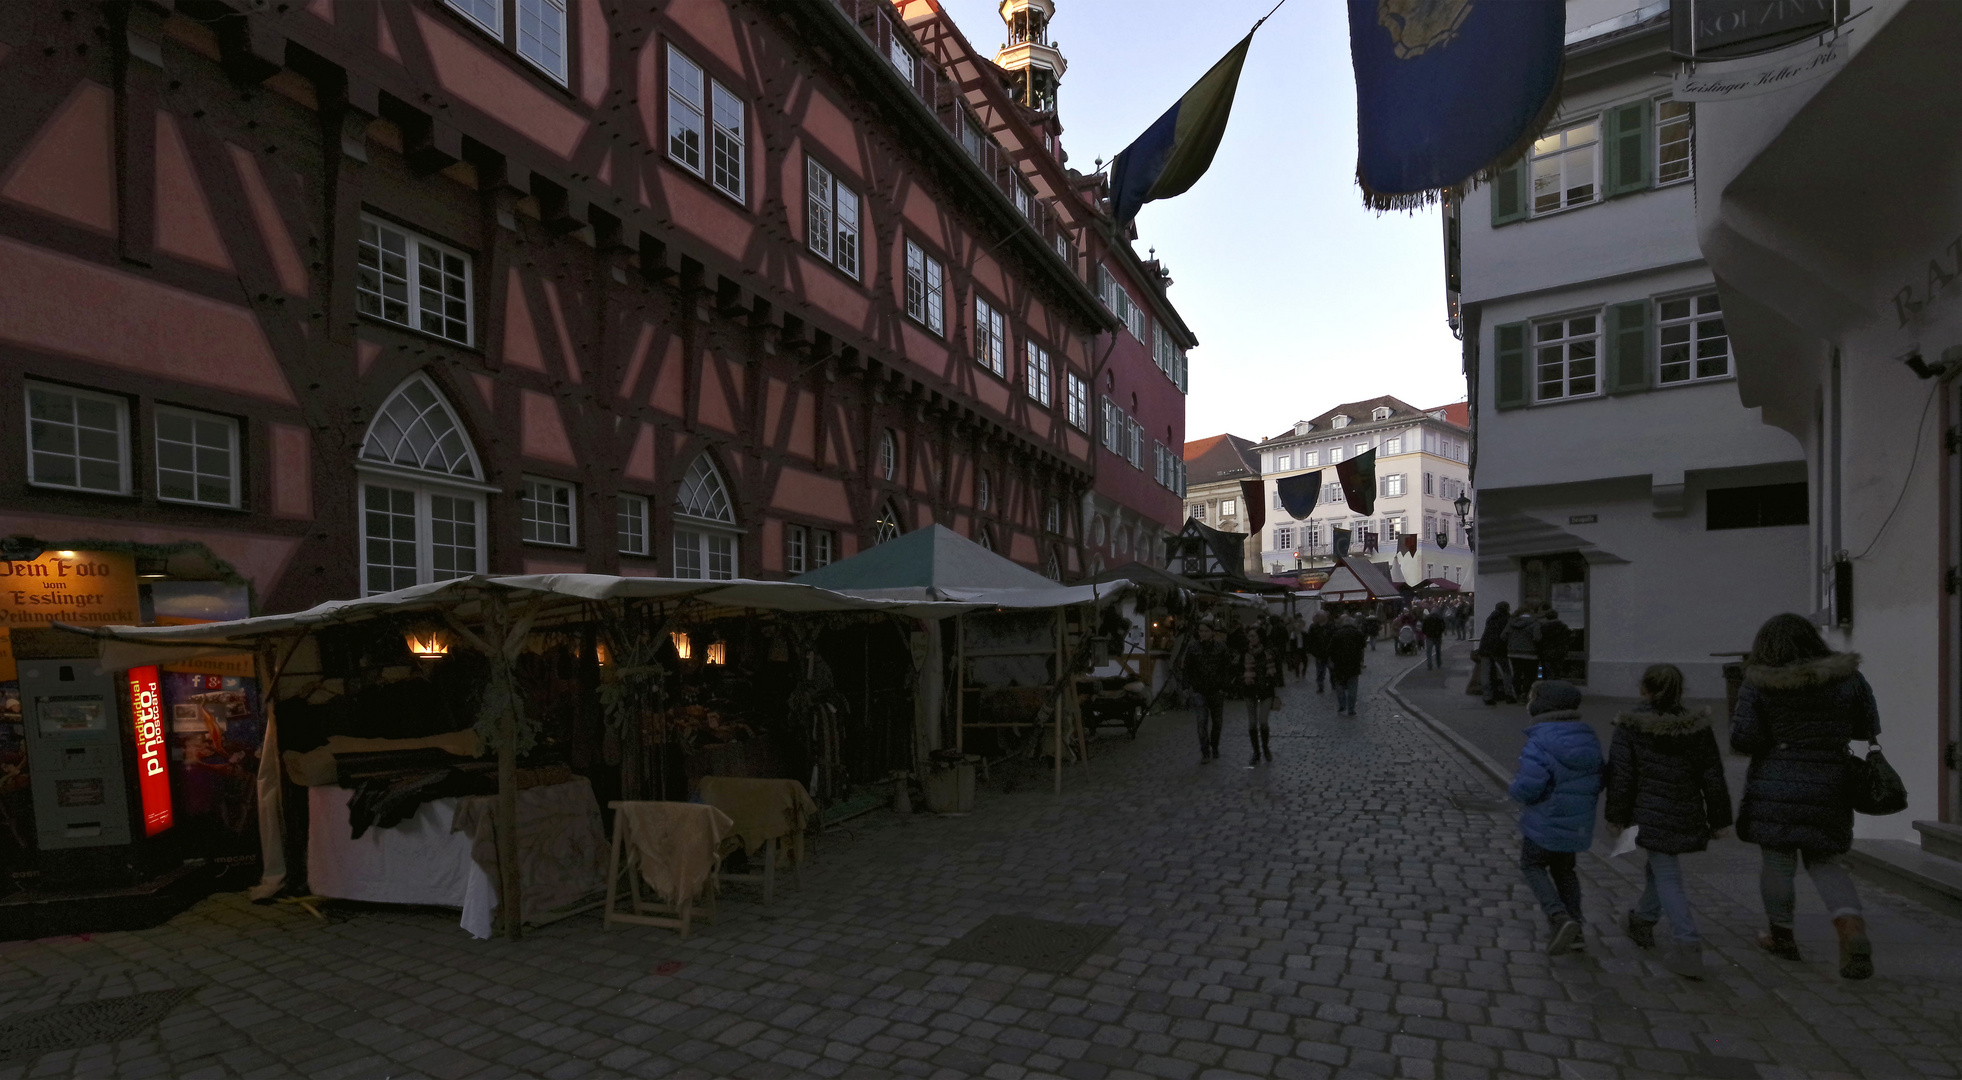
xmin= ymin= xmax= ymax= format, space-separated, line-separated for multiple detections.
xmin=1449 ymin=0 xmax=1811 ymax=698
xmin=1254 ymin=397 xmax=1476 ymax=590
xmin=1690 ymin=0 xmax=1955 ymax=844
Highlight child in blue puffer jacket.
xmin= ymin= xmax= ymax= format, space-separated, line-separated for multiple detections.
xmin=1507 ymin=680 xmax=1604 ymax=956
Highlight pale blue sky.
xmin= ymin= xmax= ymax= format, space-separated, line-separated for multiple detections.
xmin=938 ymin=0 xmax=1469 ymax=443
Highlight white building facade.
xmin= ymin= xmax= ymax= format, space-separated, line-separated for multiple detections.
xmin=1452 ymin=1 xmax=1812 ymax=698
xmin=1253 ymin=398 xmax=1475 ymax=590
xmin=1690 ymin=0 xmax=1957 ymax=841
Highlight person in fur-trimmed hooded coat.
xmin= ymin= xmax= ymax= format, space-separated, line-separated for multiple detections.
xmin=1730 ymin=613 xmax=1881 ymax=979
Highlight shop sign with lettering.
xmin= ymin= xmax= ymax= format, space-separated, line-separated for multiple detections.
xmin=1673 ymin=29 xmax=1853 ymax=101
xmin=0 ymin=551 xmax=141 ymax=629
xmin=128 ymin=664 xmax=173 ymax=836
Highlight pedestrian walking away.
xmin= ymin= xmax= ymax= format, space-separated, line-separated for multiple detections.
xmin=1421 ymin=607 xmax=1447 ymax=670
xmin=1326 ymin=615 xmax=1368 ymax=716
xmin=1604 ymin=663 xmax=1733 ymax=978
xmin=1479 ymin=602 xmax=1514 ymax=706
xmin=1180 ymin=620 xmax=1233 ymax=764
xmin=1305 ymin=612 xmax=1333 ymax=693
xmin=1731 ymin=613 xmax=1880 ymax=979
xmin=1508 ymin=680 xmax=1603 ymax=956
xmin=1506 ymin=605 xmax=1544 ymax=702
xmin=1363 ymin=612 xmax=1381 ymax=651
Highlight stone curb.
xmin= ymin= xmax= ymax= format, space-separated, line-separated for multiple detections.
xmin=1385 ymin=654 xmax=1513 ymax=793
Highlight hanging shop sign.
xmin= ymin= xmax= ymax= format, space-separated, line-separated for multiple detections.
xmin=1673 ymin=27 xmax=1854 ymax=101
xmin=1670 ymin=0 xmax=1846 ymax=60
xmin=0 ymin=550 xmax=141 ymax=629
xmin=127 ymin=664 xmax=174 ymax=836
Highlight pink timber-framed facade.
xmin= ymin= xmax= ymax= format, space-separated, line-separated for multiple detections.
xmin=0 ymin=0 xmax=1194 ymax=613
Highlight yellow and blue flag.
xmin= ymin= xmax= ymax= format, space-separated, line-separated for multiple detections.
xmin=1349 ymin=0 xmax=1565 ymax=209
xmin=1108 ymin=35 xmax=1253 ymax=227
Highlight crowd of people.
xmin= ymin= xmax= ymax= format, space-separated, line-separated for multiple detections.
xmin=1170 ymin=599 xmax=1887 ymax=984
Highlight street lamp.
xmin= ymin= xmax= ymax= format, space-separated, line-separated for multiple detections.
xmin=1453 ymin=492 xmax=1475 ymax=552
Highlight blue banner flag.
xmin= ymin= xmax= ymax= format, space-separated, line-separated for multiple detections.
xmin=1109 ymin=34 xmax=1253 ymax=227
xmin=1275 ymin=472 xmax=1322 ymax=520
xmin=1332 ymin=527 xmax=1352 ymax=559
xmin=1348 ymin=0 xmax=1565 ymax=209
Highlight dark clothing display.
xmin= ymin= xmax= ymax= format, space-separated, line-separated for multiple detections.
xmin=345 ymin=764 xmax=496 ymax=839
xmin=1604 ymin=706 xmax=1734 ymax=854
xmin=1731 ymin=653 xmax=1879 ymax=854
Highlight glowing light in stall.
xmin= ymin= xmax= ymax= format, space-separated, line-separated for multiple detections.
xmin=704 ymin=640 xmax=727 ymax=666
xmin=670 ymin=631 xmax=692 ymax=660
xmin=405 ymin=626 xmax=451 ymax=659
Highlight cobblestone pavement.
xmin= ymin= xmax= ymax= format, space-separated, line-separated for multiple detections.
xmin=5 ymin=651 xmax=1962 ymax=1080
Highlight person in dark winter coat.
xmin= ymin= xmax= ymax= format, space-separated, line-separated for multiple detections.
xmin=1507 ymin=680 xmax=1602 ymax=956
xmin=1325 ymin=617 xmax=1368 ymax=716
xmin=1478 ymin=603 xmax=1514 ymax=705
xmin=1536 ymin=611 xmax=1571 ymax=682
xmin=1420 ymin=609 xmax=1447 ymax=670
xmin=1233 ymin=620 xmax=1284 ymax=765
xmin=1506 ymin=608 xmax=1544 ymax=701
xmin=1180 ymin=623 xmax=1233 ymax=764
xmin=1604 ymin=664 xmax=1732 ymax=977
xmin=1730 ymin=613 xmax=1880 ymax=979
xmin=1304 ymin=613 xmax=1333 ymax=693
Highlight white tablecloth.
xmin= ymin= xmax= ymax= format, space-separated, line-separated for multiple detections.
xmin=307 ymin=786 xmax=499 ymax=938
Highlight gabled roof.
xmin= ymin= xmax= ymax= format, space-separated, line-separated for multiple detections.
xmin=1315 ymin=556 xmax=1402 ymax=601
xmin=1183 ymin=433 xmax=1259 ymax=485
xmin=792 ymin=524 xmax=1056 ymax=597
xmin=1423 ymin=401 xmax=1471 ymax=429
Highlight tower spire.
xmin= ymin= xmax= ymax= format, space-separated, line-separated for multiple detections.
xmin=994 ymin=0 xmax=1065 ymax=114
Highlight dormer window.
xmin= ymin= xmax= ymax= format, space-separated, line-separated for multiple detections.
xmin=1372 ymin=407 xmax=1393 ymax=421
xmin=1331 ymin=415 xmax=1350 ymax=429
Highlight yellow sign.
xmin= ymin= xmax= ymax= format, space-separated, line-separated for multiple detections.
xmin=0 ymin=550 xmax=141 ymax=629
xmin=0 ymin=629 xmax=14 ymax=682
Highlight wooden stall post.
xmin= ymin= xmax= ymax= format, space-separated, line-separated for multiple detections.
xmin=1053 ymin=609 xmax=1064 ymax=795
xmin=954 ymin=615 xmax=965 ymax=754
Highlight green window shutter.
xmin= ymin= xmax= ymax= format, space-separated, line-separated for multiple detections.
xmin=1606 ymin=300 xmax=1651 ymax=394
xmin=1495 ymin=321 xmax=1529 ymax=409
xmin=1603 ymin=100 xmax=1651 ymax=197
xmin=1490 ymin=161 xmax=1528 ymax=226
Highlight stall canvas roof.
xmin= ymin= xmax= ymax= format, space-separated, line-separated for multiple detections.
xmin=791 ymin=525 xmax=1113 ymax=604
xmin=1314 ymin=557 xmax=1402 ymax=602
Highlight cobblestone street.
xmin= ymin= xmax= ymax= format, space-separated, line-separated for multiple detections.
xmin=5 ymin=651 xmax=1962 ymax=1080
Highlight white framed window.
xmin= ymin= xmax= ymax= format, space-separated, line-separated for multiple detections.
xmin=357 ymin=218 xmax=473 ymax=345
xmin=903 ymin=240 xmax=945 ymax=335
xmin=888 ymin=38 xmax=915 ymax=82
xmin=674 ymin=455 xmax=738 ymax=580
xmin=977 ymin=527 xmax=995 ymax=552
xmin=1382 ymin=474 xmax=1405 ymax=498
xmin=1271 ymin=489 xmax=1283 ymax=510
xmin=1013 ymin=183 xmax=1032 ymax=219
xmin=974 ymin=296 xmax=1006 ymax=376
xmin=1045 ymin=498 xmax=1060 ymax=534
xmin=1384 ymin=437 xmax=1402 ymax=455
xmin=26 ymin=383 xmax=129 ymax=495
xmin=1424 ymin=472 xmax=1434 ymax=495
xmin=1354 ymin=443 xmax=1370 ymax=458
xmin=1066 ymin=374 xmax=1089 ymax=431
xmin=1189 ymin=504 xmax=1206 ymax=521
xmin=1657 ymin=293 xmax=1729 ymax=384
xmin=1303 ymin=450 xmax=1319 ymax=467
xmin=959 ymin=114 xmax=986 ymax=162
xmin=805 ymin=158 xmax=859 ymax=279
xmin=1128 ymin=418 xmax=1145 ymax=469
xmin=444 ymin=0 xmax=567 ymax=85
xmin=1273 ymin=526 xmax=1293 ymax=550
xmin=154 ymin=406 xmax=239 ymax=508
xmin=813 ymin=528 xmax=833 ymax=568
xmin=1303 ymin=520 xmax=1322 ymax=549
xmin=667 ymin=45 xmax=705 ymax=175
xmin=1535 ymin=313 xmax=1601 ymax=401
xmin=520 ymin=476 xmax=577 ymax=546
xmin=618 ymin=493 xmax=648 ymax=555
xmin=878 ymin=429 xmax=897 ymax=481
xmin=1530 ymin=119 xmax=1600 ymax=216
xmin=1372 ymin=407 xmax=1392 ymax=421
xmin=709 ymin=83 xmax=745 ymax=201
xmin=1322 ymin=484 xmax=1342 ymax=504
xmin=1025 ymin=342 xmax=1051 ymax=406
xmin=1657 ymin=98 xmax=1693 ymax=186
xmin=1220 ymin=499 xmax=1236 ymax=518
xmin=358 ymin=376 xmax=487 ymax=595
xmin=1331 ymin=415 xmax=1349 ymax=429
xmin=1329 ymin=447 xmax=1343 ymax=464
xmin=1274 ymin=453 xmax=1290 ymax=471
xmin=787 ymin=522 xmax=807 ymax=573
xmin=873 ymin=500 xmax=904 ymax=545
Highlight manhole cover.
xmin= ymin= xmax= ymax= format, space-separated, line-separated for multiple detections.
xmin=0 ymin=988 xmax=195 ymax=1060
xmin=1448 ymin=792 xmax=1511 ymax=813
xmin=936 ymin=915 xmax=1117 ymax=973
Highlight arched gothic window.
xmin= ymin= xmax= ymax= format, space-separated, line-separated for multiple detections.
xmin=357 ymin=375 xmax=487 ymax=595
xmin=673 ymin=455 xmax=739 ymax=579
xmin=977 ymin=527 xmax=995 ymax=553
xmin=978 ymin=471 xmax=991 ymax=512
xmin=879 ymin=429 xmax=898 ymax=481
xmin=1044 ymin=550 xmax=1062 ymax=581
xmin=873 ymin=500 xmax=904 ymax=545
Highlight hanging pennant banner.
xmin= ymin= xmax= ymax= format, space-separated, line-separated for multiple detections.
xmin=1276 ymin=472 xmax=1322 ymax=520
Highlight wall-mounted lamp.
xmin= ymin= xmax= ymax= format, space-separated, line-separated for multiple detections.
xmin=669 ymin=631 xmax=692 ymax=661
xmin=704 ymin=640 xmax=727 ymax=666
xmin=405 ymin=625 xmax=451 ymax=661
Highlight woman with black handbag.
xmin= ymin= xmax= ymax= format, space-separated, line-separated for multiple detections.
xmin=1730 ymin=613 xmax=1882 ymax=979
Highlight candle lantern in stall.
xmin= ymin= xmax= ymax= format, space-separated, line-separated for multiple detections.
xmin=404 ymin=623 xmax=451 ymax=663
xmin=669 ymin=630 xmax=693 ymax=661
xmin=704 ymin=640 xmax=727 ymax=666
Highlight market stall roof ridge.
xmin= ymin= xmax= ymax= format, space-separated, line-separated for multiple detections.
xmin=792 ymin=525 xmax=1096 ymax=601
xmin=1313 ymin=556 xmax=1403 ymax=602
